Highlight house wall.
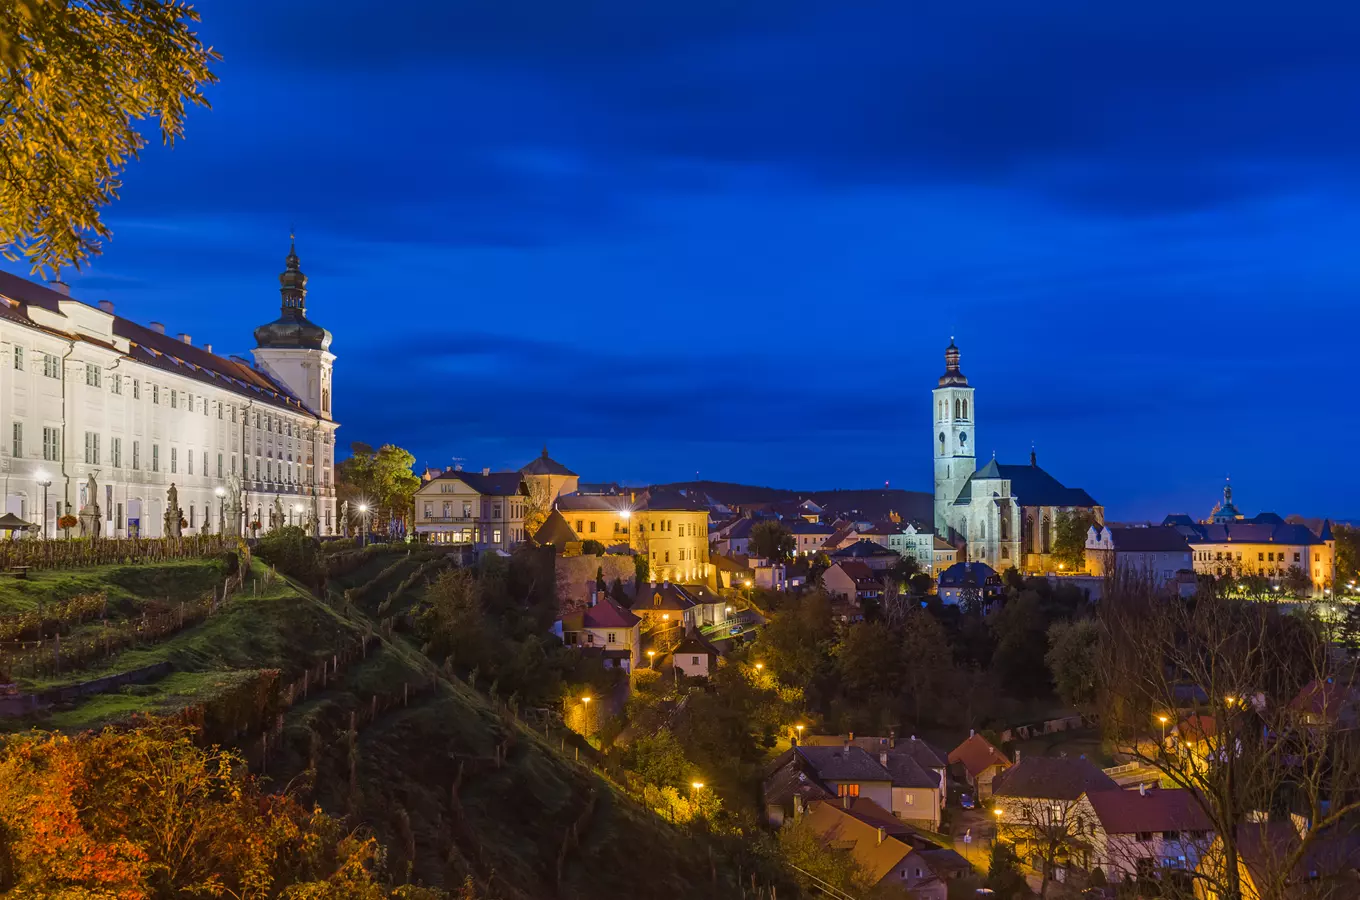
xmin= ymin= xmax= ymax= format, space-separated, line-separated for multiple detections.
xmin=822 ymin=565 xmax=856 ymax=600
xmin=0 ymin=302 xmax=336 ymax=539
xmin=566 ymin=507 xmax=711 ymax=583
xmin=413 ymin=478 xmax=527 ymax=550
xmin=892 ymin=785 xmax=941 ymax=829
xmin=553 ymin=554 xmax=636 ymax=611
xmin=827 ymin=779 xmax=892 ymax=811
xmin=674 ymin=652 xmax=712 ymax=678
xmin=1189 ymin=539 xmax=1334 ymax=592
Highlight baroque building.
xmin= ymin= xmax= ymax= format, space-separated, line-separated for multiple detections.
xmin=0 ymin=241 xmax=338 ymax=537
xmin=931 ymin=340 xmax=1103 ymax=572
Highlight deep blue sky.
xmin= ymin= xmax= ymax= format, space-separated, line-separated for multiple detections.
xmin=10 ymin=1 xmax=1360 ymax=521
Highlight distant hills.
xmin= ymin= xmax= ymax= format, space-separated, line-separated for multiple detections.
xmin=651 ymin=480 xmax=934 ymax=525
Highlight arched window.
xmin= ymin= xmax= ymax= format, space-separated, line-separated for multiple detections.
xmin=938 ymin=432 xmax=946 ymax=456
xmin=980 ymin=519 xmax=986 ymax=540
xmin=954 ymin=398 xmax=961 ymax=419
xmin=962 ymin=399 xmax=969 ymax=419
xmin=1042 ymin=516 xmax=1052 ymax=554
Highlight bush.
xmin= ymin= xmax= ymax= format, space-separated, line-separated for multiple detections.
xmin=254 ymin=526 xmax=320 ymax=585
xmin=581 ymin=539 xmax=606 ymax=556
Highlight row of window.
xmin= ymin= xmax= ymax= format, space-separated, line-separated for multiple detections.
xmin=648 ymin=548 xmax=703 ymax=563
xmin=1201 ymin=550 xmax=1319 ymax=563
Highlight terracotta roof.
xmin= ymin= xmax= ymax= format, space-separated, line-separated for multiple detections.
xmin=833 ymin=560 xmax=883 ymax=585
xmin=561 ymin=598 xmax=640 ymax=631
xmin=1085 ymin=787 xmax=1212 ymax=835
xmin=1176 ymin=714 xmax=1218 ymax=742
xmin=992 ymin=756 xmax=1118 ymax=801
xmin=933 ymin=536 xmax=955 ymax=551
xmin=838 ymin=796 xmax=914 ymax=837
xmin=1290 ymin=678 xmax=1359 ymax=717
xmin=948 ymin=733 xmax=1011 ymax=778
xmin=674 ymin=629 xmax=720 ymax=658
xmin=802 ymin=801 xmax=914 ymax=885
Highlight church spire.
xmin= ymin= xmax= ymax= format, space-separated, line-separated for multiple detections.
xmin=938 ymin=337 xmax=969 ymax=387
xmin=278 ymin=233 xmax=307 ymax=317
xmin=1030 ymin=443 xmax=1037 ymax=467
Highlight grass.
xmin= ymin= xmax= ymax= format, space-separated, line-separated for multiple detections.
xmin=1011 ymin=726 xmax=1111 ymax=766
xmin=46 ymin=670 xmax=268 ymax=731
xmin=0 ymin=558 xmax=229 ymax=618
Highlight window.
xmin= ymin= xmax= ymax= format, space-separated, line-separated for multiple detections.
xmin=132 ymin=378 xmax=140 ymax=398
xmin=1162 ymin=831 xmax=1180 ymax=840
xmin=132 ymin=441 xmax=140 ymax=470
xmin=462 ymin=501 xmax=472 ymax=518
xmin=84 ymin=363 xmax=99 ymax=387
xmin=152 ymin=445 xmax=160 ymax=472
xmin=836 ymin=784 xmax=860 ymax=798
xmin=111 ymin=373 xmax=123 ymax=394
xmin=111 ymin=437 xmax=121 ymax=468
xmin=1136 ymin=832 xmax=1154 ymax=842
xmin=43 ymin=353 xmax=58 ymax=378
xmin=170 ymin=389 xmax=177 ymax=409
xmin=442 ymin=501 xmax=451 ymax=518
xmin=230 ymin=455 xmax=236 ymax=475
xmin=1294 ymin=552 xmax=1301 ymax=563
xmin=492 ymin=502 xmax=502 ymax=518
xmin=492 ymin=528 xmax=502 ymax=544
xmin=424 ymin=502 xmax=433 ymax=518
xmin=84 ymin=431 xmax=99 ymax=464
xmin=1259 ymin=552 xmax=1265 ymax=561
xmin=187 ymin=450 xmax=193 ymax=475
xmin=576 ymin=520 xmax=584 ymax=532
xmin=217 ymin=453 xmax=223 ymax=478
xmin=589 ymin=520 xmax=596 ymax=533
xmin=6 ymin=421 xmax=20 ymax=459
xmin=189 ymin=505 xmax=195 ymax=528
xmin=40 ymin=427 xmax=58 ymax=462
xmin=12 ymin=346 xmax=21 ymax=370
xmin=202 ymin=451 xmax=207 ymax=476
xmin=153 ymin=385 xmax=160 ymax=404
xmin=607 ymin=632 xmax=617 ymax=644
xmin=664 ymin=551 xmax=670 ymax=563
xmin=217 ymin=402 xmax=223 ymax=420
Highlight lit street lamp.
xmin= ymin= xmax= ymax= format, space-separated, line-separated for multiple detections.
xmin=795 ymin=723 xmax=804 ymax=743
xmin=357 ymin=503 xmax=369 ymax=546
xmin=647 ymin=649 xmax=656 ymax=668
xmin=755 ymin=662 xmax=764 ymax=674
xmin=581 ymin=695 xmax=592 ymax=734
xmin=1158 ymin=715 xmax=1169 ymax=747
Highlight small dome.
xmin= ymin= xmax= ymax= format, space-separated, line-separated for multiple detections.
xmin=254 ymin=238 xmax=332 ymax=351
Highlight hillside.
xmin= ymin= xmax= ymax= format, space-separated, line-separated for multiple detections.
xmin=653 ymin=479 xmax=933 ymax=523
xmin=0 ymin=547 xmax=774 ymax=898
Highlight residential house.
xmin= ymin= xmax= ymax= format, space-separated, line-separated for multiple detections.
xmin=672 ymin=628 xmax=720 ymax=678
xmin=632 ymin=581 xmax=698 ymax=636
xmin=1289 ymin=677 xmax=1360 ymax=730
xmin=932 ymin=536 xmax=958 ymax=572
xmin=822 ymin=561 xmax=884 ymax=604
xmin=948 ymin=732 xmax=1011 ymax=800
xmin=555 ymin=594 xmax=641 ymax=670
xmin=413 ymin=469 xmax=528 ymax=550
xmin=1195 ymin=819 xmax=1360 ymax=900
xmin=1080 ymin=785 xmax=1214 ymax=881
xmin=936 ymin=561 xmax=1003 ymax=605
xmin=1086 ymin=524 xmax=1194 ymax=589
xmin=830 ymin=539 xmax=901 ymax=571
xmin=800 ymin=800 xmax=968 ymax=900
xmin=788 ymin=518 xmax=835 ymax=556
xmin=713 ymin=517 xmax=757 ymax=557
xmin=802 ymin=733 xmax=947 ymax=830
xmin=992 ymin=755 xmax=1119 ymax=870
xmin=711 ymin=553 xmax=755 ymax=590
xmin=822 ymin=523 xmax=862 ymax=552
xmin=556 ymin=488 xmax=711 ymax=582
xmin=859 ymin=521 xmax=936 ymax=571
xmin=680 ymin=582 xmax=731 ymax=628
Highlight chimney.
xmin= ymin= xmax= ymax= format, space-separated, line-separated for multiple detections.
xmin=877 ymin=826 xmax=886 ymax=845
xmin=1139 ymin=783 xmax=1147 ymax=797
xmin=481 ymin=467 xmax=490 ymax=476
xmin=47 ymin=279 xmax=69 ymax=296
xmin=889 ymin=729 xmax=896 ymax=749
xmin=1015 ymin=750 xmax=1021 ymax=763
xmin=97 ymin=300 xmax=115 ymax=314
xmin=848 ymin=731 xmax=855 ymax=743
xmin=203 ymin=343 xmax=212 ymax=354
xmin=880 ymin=751 xmax=888 ymax=767
xmin=969 ymin=729 xmax=975 ymax=738
xmin=178 ymin=333 xmax=192 ymax=345
xmin=842 ymin=794 xmax=850 ymax=810
xmin=150 ymin=322 xmax=165 ymax=334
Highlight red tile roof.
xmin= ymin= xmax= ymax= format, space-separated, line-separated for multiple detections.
xmin=948 ymin=734 xmax=1011 ymax=778
xmin=1085 ymin=787 xmax=1212 ymax=835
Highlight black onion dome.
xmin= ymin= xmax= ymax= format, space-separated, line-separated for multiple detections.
xmin=254 ymin=238 xmax=333 ymax=351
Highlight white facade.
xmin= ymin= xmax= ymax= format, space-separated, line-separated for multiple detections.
xmin=932 ymin=340 xmax=975 ymax=538
xmin=0 ymin=248 xmax=338 ymax=538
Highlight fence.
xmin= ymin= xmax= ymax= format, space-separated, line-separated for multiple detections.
xmin=0 ymin=534 xmax=241 ymax=572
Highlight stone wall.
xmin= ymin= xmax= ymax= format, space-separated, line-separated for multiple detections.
xmin=555 ymin=552 xmax=636 ymax=612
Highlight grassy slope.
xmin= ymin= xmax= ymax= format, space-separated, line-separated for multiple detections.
xmin=7 ymin=551 xmax=756 ymax=898
xmin=0 ymin=558 xmax=229 ymax=616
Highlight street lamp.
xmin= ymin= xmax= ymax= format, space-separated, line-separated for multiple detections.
xmin=581 ymin=695 xmax=592 ymax=734
xmin=35 ymin=470 xmax=50 ymax=539
xmin=647 ymin=649 xmax=657 ymax=668
xmin=795 ymin=723 xmax=804 ymax=742
xmin=357 ymin=503 xmax=369 ymax=546
xmin=691 ymin=781 xmax=704 ymax=790
xmin=755 ymin=662 xmax=764 ymax=673
xmin=1158 ymin=715 xmax=1169 ymax=746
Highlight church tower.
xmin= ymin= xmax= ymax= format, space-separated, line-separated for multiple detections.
xmin=933 ymin=339 xmax=975 ymax=538
xmin=251 ymin=238 xmax=335 ymax=419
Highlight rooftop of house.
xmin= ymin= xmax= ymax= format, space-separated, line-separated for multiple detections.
xmin=635 ymin=582 xmax=698 ymax=611
xmin=801 ymin=734 xmax=947 ymax=772
xmin=1180 ymin=519 xmax=1331 ymax=547
xmin=937 ymin=560 xmax=1000 ymax=588
xmin=560 ymin=597 xmax=640 ymax=631
xmin=831 ymin=560 xmax=883 ymax=585
xmin=673 ymin=628 xmax=721 ymax=658
xmin=786 ymin=519 xmax=834 ymax=535
xmin=993 ymin=755 xmax=1118 ymax=801
xmin=1091 ymin=525 xmax=1193 ymax=553
xmin=532 ymin=509 xmax=580 ymax=546
xmin=1290 ymin=677 xmax=1360 ymax=717
xmin=933 ymin=536 xmax=955 ymax=551
xmin=831 ymin=539 xmax=900 ymax=559
xmin=762 ymin=750 xmax=835 ymax=808
xmin=519 ymin=446 xmax=577 ymax=477
xmin=948 ymin=733 xmax=1011 ymax=778
xmin=1084 ymin=787 xmax=1213 ymax=835
xmin=426 ymin=469 xmax=527 ymax=498
xmin=796 ymin=745 xmax=893 ymax=783
xmin=802 ymin=800 xmax=915 ymax=885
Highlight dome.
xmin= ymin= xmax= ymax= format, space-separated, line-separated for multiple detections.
xmin=254 ymin=238 xmax=332 ymax=351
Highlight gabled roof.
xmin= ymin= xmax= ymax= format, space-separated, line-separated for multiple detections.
xmin=882 ymin=752 xmax=940 ymax=790
xmin=831 ymin=540 xmax=899 ymax=559
xmin=959 ymin=461 xmax=1100 ymax=508
xmin=948 ymin=733 xmax=1011 ymax=778
xmin=533 ymin=509 xmax=580 ymax=546
xmin=787 ymin=519 xmax=834 ymax=535
xmin=992 ymin=755 xmax=1117 ymax=801
xmin=933 ymin=536 xmax=955 ymax=551
xmin=429 ymin=469 xmax=526 ymax=497
xmin=796 ymin=745 xmax=892 ymax=782
xmin=636 ymin=582 xmax=698 ymax=611
xmin=762 ymin=749 xmax=834 ymax=808
xmin=639 ymin=489 xmax=709 ymax=512
xmin=520 ymin=446 xmax=577 ymax=476
xmin=560 ymin=597 xmax=640 ymax=631
xmin=802 ymin=800 xmax=913 ymax=885
xmin=674 ymin=629 xmax=720 ymax=659
xmin=1183 ymin=521 xmax=1327 ymax=546
xmin=1290 ymin=677 xmax=1360 ymax=717
xmin=1084 ymin=787 xmax=1212 ymax=835
xmin=802 ymin=735 xmax=947 ymax=772
xmin=937 ymin=561 xmax=999 ymax=588
xmin=832 ymin=560 xmax=883 ymax=586
xmin=556 ymin=493 xmax=631 ymax=512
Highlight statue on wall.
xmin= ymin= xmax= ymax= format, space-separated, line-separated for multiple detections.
xmin=78 ymin=472 xmax=102 ymax=539
xmin=308 ymin=496 xmax=320 ymax=536
xmin=164 ymin=483 xmax=182 ymax=538
xmin=272 ymin=496 xmax=284 ymax=530
xmin=340 ymin=500 xmax=350 ymax=537
xmin=226 ymin=473 xmax=243 ymax=536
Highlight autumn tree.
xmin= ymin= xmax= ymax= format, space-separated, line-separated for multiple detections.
xmin=1098 ymin=572 xmax=1360 ymax=900
xmin=0 ymin=0 xmax=218 ymax=274
xmin=522 ymin=476 xmax=554 ymax=539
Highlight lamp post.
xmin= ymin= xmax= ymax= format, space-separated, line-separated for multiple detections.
xmin=292 ymin=503 xmax=302 ymax=528
xmin=581 ymin=695 xmax=592 ymax=735
xmin=35 ymin=470 xmax=50 ymax=539
xmin=1158 ymin=715 xmax=1169 ymax=749
xmin=358 ymin=503 xmax=369 ymax=547
xmin=647 ymin=649 xmax=656 ymax=668
xmin=795 ymin=723 xmax=804 ymax=744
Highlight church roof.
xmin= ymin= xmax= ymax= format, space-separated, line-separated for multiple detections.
xmin=0 ymin=270 xmax=322 ymax=417
xmin=955 ymin=461 xmax=1099 ymax=508
xmin=521 ymin=447 xmax=577 ymax=476
xmin=533 ymin=509 xmax=580 ymax=546
xmin=253 ymin=240 xmax=332 ymax=351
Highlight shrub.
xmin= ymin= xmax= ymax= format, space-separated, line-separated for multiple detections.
xmin=254 ymin=526 xmax=320 ymax=584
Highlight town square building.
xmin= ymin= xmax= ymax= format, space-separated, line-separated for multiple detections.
xmin=0 ymin=241 xmax=338 ymax=537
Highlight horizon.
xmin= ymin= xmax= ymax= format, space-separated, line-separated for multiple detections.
xmin=5 ymin=0 xmax=1359 ymax=523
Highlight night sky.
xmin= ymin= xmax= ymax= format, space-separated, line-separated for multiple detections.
xmin=8 ymin=1 xmax=1360 ymax=521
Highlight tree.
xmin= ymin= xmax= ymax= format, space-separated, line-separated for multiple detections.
xmin=985 ymin=840 xmax=1030 ymax=899
xmin=1044 ymin=618 xmax=1099 ymax=711
xmin=1282 ymin=565 xmax=1313 ymax=598
xmin=750 ymin=520 xmax=795 ymax=563
xmin=997 ymin=786 xmax=1097 ymax=898
xmin=1098 ymin=572 xmax=1360 ymax=900
xmin=778 ymin=817 xmax=873 ymax=897
xmin=833 ymin=622 xmax=903 ymax=699
xmin=749 ymin=591 xmax=834 ymax=687
xmin=0 ymin=0 xmax=218 ymax=274
xmin=1051 ymin=509 xmax=1095 ymax=572
xmin=628 ymin=729 xmax=690 ymax=789
xmin=899 ymin=607 xmax=955 ymax=725
xmin=336 ymin=442 xmax=420 ymax=533
xmin=990 ymin=591 xmax=1052 ymax=698
xmin=522 ymin=476 xmax=554 ymax=539
xmin=1335 ymin=523 xmax=1359 ymax=589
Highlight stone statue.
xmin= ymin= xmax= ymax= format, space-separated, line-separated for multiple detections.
xmin=164 ymin=483 xmax=182 ymax=538
xmin=308 ymin=496 xmax=321 ymax=536
xmin=226 ymin=473 xmax=242 ymax=536
xmin=340 ymin=500 xmax=350 ymax=537
xmin=78 ymin=472 xmax=102 ymax=539
xmin=272 ymin=496 xmax=284 ymax=530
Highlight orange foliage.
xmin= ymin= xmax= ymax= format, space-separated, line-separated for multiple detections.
xmin=0 ymin=723 xmax=428 ymax=898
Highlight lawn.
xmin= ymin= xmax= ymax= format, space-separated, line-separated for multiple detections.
xmin=0 ymin=558 xmax=229 ymax=618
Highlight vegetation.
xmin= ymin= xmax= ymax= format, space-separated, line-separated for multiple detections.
xmin=0 ymin=0 xmax=218 ymax=274
xmin=336 ymin=442 xmax=422 ymax=535
xmin=749 ymin=521 xmax=794 ymax=562
xmin=1051 ymin=509 xmax=1095 ymax=572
